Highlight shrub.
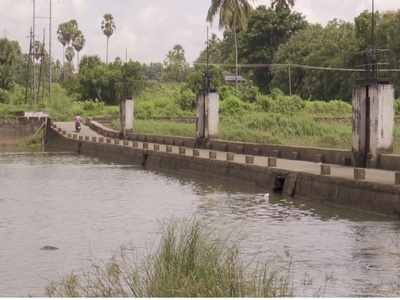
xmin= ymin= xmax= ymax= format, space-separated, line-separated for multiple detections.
xmin=395 ymin=99 xmax=400 ymax=115
xmin=304 ymin=100 xmax=352 ymax=116
xmin=46 ymin=220 xmax=291 ymax=297
xmin=0 ymin=88 xmax=9 ymax=103
xmin=220 ymin=95 xmax=255 ymax=115
xmin=176 ymin=87 xmax=196 ymax=111
xmin=219 ymin=81 xmax=260 ymax=103
xmin=256 ymin=93 xmax=305 ymax=114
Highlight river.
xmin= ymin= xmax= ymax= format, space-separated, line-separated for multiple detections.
xmin=0 ymin=153 xmax=399 ymax=297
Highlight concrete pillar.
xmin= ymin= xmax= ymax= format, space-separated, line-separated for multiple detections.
xmin=227 ymin=153 xmax=235 ymax=161
xmin=120 ymin=97 xmax=134 ymax=137
xmin=395 ymin=172 xmax=400 ymax=185
xmin=209 ymin=151 xmax=217 ymax=160
xmin=245 ymin=156 xmax=255 ymax=164
xmin=179 ymin=147 xmax=186 ymax=155
xmin=352 ymin=83 xmax=394 ymax=168
xmin=354 ymin=168 xmax=366 ymax=181
xmin=268 ymin=157 xmax=277 ymax=168
xmin=196 ymin=92 xmax=219 ymax=140
xmin=320 ymin=164 xmax=331 ymax=176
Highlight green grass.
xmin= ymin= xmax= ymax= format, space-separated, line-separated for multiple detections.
xmin=129 ymin=113 xmax=352 ymax=149
xmin=46 ymin=220 xmax=291 ymax=297
xmin=2 ymin=82 xmax=399 ymax=152
xmin=0 ymin=84 xmax=119 ymax=121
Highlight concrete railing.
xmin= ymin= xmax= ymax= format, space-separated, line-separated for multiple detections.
xmin=81 ymin=118 xmax=400 ymax=172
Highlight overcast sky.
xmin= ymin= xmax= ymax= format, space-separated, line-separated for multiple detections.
xmin=1 ymin=0 xmax=399 ymax=64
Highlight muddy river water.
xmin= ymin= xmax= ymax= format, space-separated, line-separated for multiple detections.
xmin=0 ymin=153 xmax=400 ymax=296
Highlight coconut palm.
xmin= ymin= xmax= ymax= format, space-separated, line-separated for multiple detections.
xmin=101 ymin=14 xmax=116 ymax=64
xmin=72 ymin=30 xmax=85 ymax=71
xmin=207 ymin=0 xmax=253 ymax=89
xmin=271 ymin=0 xmax=295 ymax=10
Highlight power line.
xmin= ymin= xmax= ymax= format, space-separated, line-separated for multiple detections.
xmin=193 ymin=62 xmax=400 ymax=73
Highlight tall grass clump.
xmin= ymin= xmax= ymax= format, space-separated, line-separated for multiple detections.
xmin=46 ymin=221 xmax=291 ymax=297
xmin=304 ymin=100 xmax=352 ymax=116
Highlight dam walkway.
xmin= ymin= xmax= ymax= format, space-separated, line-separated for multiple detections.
xmin=53 ymin=121 xmax=399 ymax=186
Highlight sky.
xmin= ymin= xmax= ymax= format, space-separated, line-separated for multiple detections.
xmin=1 ymin=0 xmax=400 ymax=64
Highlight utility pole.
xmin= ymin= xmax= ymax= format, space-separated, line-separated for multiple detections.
xmin=32 ymin=0 xmax=37 ymax=105
xmin=49 ymin=0 xmax=52 ymax=102
xmin=288 ymin=64 xmax=292 ymax=96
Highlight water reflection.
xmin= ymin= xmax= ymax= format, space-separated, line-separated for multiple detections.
xmin=0 ymin=153 xmax=399 ymax=297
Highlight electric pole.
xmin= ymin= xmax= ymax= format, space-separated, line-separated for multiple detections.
xmin=49 ymin=0 xmax=52 ymax=102
xmin=32 ymin=0 xmax=37 ymax=104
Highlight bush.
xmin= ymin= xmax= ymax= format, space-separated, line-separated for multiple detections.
xmin=176 ymin=87 xmax=196 ymax=111
xmin=46 ymin=220 xmax=291 ymax=297
xmin=220 ymin=95 xmax=255 ymax=115
xmin=395 ymin=99 xmax=400 ymax=115
xmin=304 ymin=100 xmax=352 ymax=116
xmin=0 ymin=88 xmax=9 ymax=103
xmin=256 ymin=92 xmax=305 ymax=114
xmin=219 ymin=81 xmax=260 ymax=103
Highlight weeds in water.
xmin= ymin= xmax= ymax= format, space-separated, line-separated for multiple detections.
xmin=46 ymin=220 xmax=291 ymax=297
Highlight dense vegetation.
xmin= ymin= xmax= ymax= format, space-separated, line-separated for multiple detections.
xmin=1 ymin=2 xmax=400 ymax=151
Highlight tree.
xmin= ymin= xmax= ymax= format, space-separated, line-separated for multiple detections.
xmin=64 ymin=46 xmax=75 ymax=79
xmin=142 ymin=62 xmax=163 ymax=81
xmin=271 ymin=0 xmax=295 ymax=11
xmin=65 ymin=46 xmax=75 ymax=64
xmin=0 ymin=38 xmax=22 ymax=90
xmin=57 ymin=20 xmax=78 ymax=66
xmin=72 ymin=30 xmax=85 ymax=70
xmin=101 ymin=14 xmax=116 ymax=64
xmin=77 ymin=58 xmax=144 ymax=104
xmin=79 ymin=55 xmax=102 ymax=71
xmin=239 ymin=6 xmax=307 ymax=91
xmin=271 ymin=21 xmax=358 ymax=100
xmin=195 ymin=34 xmax=224 ymax=64
xmin=163 ymin=44 xmax=189 ymax=82
xmin=207 ymin=0 xmax=253 ymax=88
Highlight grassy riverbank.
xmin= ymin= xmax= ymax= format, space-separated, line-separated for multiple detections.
xmin=2 ymin=83 xmax=400 ymax=151
xmin=46 ymin=221 xmax=290 ymax=297
xmin=132 ymin=118 xmax=400 ymax=152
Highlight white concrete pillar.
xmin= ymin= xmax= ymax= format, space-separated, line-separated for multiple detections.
xmin=352 ymin=83 xmax=394 ymax=167
xmin=196 ymin=92 xmax=219 ymax=140
xmin=120 ymin=97 xmax=134 ymax=135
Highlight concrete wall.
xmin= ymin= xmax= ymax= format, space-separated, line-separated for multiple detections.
xmin=46 ymin=128 xmax=400 ymax=217
xmin=0 ymin=117 xmax=45 ymax=148
xmin=352 ymin=86 xmax=367 ymax=162
xmin=120 ymin=98 xmax=134 ymax=131
xmin=196 ymin=92 xmax=219 ymax=139
xmin=85 ymin=118 xmax=400 ymax=171
xmin=207 ymin=92 xmax=219 ymax=138
xmin=371 ymin=84 xmax=394 ymax=154
xmin=352 ymin=84 xmax=395 ymax=167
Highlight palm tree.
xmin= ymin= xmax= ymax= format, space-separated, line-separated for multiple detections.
xmin=271 ymin=0 xmax=295 ymax=11
xmin=57 ymin=20 xmax=78 ymax=67
xmin=72 ymin=30 xmax=85 ymax=71
xmin=207 ymin=0 xmax=253 ymax=88
xmin=101 ymin=14 xmax=116 ymax=64
xmin=65 ymin=46 xmax=75 ymax=64
xmin=57 ymin=23 xmax=68 ymax=66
